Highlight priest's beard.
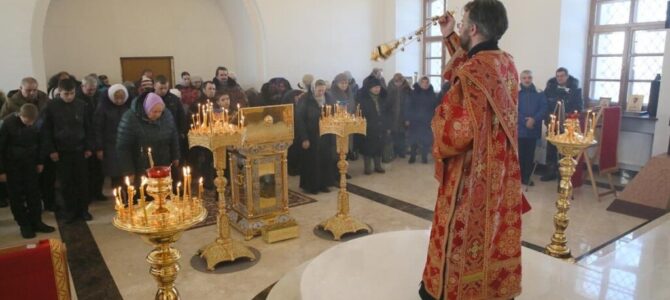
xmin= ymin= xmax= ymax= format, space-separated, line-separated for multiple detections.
xmin=460 ymin=33 xmax=472 ymax=51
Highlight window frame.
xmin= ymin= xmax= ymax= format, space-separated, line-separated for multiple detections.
xmin=421 ymin=0 xmax=447 ymax=90
xmin=585 ymin=0 xmax=666 ymax=109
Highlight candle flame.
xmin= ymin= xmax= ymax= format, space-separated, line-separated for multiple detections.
xmin=125 ymin=176 xmax=130 ymax=186
xmin=199 ymin=177 xmax=203 ymax=184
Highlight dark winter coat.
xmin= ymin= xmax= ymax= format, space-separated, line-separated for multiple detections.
xmin=0 ymin=90 xmax=49 ymax=119
xmin=387 ymin=79 xmax=412 ymax=132
xmin=405 ymin=83 xmax=438 ymax=147
xmin=294 ymin=92 xmax=337 ymax=191
xmin=213 ymin=77 xmax=248 ymax=108
xmin=356 ymin=88 xmax=391 ymax=156
xmin=77 ymin=90 xmax=101 ymax=116
xmin=161 ymin=92 xmax=188 ymax=136
xmin=518 ymin=84 xmax=548 ymax=139
xmin=0 ymin=114 xmax=42 ymax=174
xmin=41 ymin=97 xmax=93 ymax=156
xmin=544 ymin=75 xmax=583 ymax=119
xmin=260 ymin=78 xmax=293 ymax=106
xmin=94 ymin=91 xmax=130 ymax=177
xmin=116 ymin=94 xmax=180 ymax=176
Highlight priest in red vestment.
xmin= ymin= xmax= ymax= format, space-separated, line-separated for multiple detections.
xmin=419 ymin=1 xmax=522 ymax=299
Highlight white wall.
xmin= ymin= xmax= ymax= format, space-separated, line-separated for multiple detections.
xmin=0 ymin=0 xmax=50 ymax=92
xmin=251 ymin=0 xmax=400 ymax=86
xmin=43 ymin=0 xmax=236 ymax=85
xmin=557 ymin=0 xmax=590 ymax=85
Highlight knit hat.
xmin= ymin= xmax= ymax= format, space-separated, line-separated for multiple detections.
xmin=107 ymin=84 xmax=128 ymax=104
xmin=143 ymin=93 xmax=164 ymax=115
xmin=367 ymin=77 xmax=382 ymax=88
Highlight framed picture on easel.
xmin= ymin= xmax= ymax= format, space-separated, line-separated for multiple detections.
xmin=626 ymin=94 xmax=644 ymax=112
xmin=598 ymin=97 xmax=611 ymax=108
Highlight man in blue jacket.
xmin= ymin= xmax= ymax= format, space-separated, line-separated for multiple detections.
xmin=518 ymin=70 xmax=547 ymax=185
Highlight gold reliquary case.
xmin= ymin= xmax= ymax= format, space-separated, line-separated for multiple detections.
xmin=228 ymin=104 xmax=298 ymax=242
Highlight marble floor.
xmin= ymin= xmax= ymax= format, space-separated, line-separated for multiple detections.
xmin=0 ymin=156 xmax=666 ymax=300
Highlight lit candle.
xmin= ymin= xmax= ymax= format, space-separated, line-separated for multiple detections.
xmin=147 ymin=147 xmax=154 ymax=168
xmin=198 ymin=177 xmax=204 ymax=201
xmin=585 ymin=110 xmax=592 ymax=133
xmin=197 ymin=103 xmax=202 ymax=125
xmin=125 ymin=176 xmax=135 ymax=224
xmin=187 ymin=167 xmax=192 ymax=199
xmin=176 ymin=181 xmax=182 ymax=202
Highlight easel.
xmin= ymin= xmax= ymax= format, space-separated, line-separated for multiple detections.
xmin=583 ymin=106 xmax=621 ymax=201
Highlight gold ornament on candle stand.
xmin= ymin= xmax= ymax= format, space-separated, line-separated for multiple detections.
xmin=113 ymin=157 xmax=207 ymax=299
xmin=316 ymin=104 xmax=371 ymax=240
xmin=188 ymin=105 xmax=256 ymax=271
xmin=544 ymin=110 xmax=599 ymax=260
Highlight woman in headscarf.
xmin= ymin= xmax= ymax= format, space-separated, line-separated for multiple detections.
xmin=94 ymin=84 xmax=131 ymax=188
xmin=386 ymin=73 xmax=412 ymax=160
xmin=356 ymin=77 xmax=391 ymax=174
xmin=294 ymin=80 xmax=337 ymax=194
xmin=404 ymin=76 xmax=438 ymax=164
xmin=116 ymin=92 xmax=180 ymax=183
xmin=329 ymin=73 xmax=358 ymax=161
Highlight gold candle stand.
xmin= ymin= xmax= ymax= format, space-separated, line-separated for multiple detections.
xmin=113 ymin=171 xmax=207 ymax=300
xmin=317 ymin=104 xmax=371 ymax=240
xmin=544 ymin=111 xmax=598 ymax=259
xmin=189 ymin=112 xmax=255 ymax=271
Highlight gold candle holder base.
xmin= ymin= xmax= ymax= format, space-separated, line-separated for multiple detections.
xmin=197 ymin=238 xmax=255 ymax=270
xmin=318 ymin=214 xmax=371 ymax=241
xmin=197 ymin=161 xmax=256 ymax=271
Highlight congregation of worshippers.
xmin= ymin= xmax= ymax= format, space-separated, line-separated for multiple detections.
xmin=0 ymin=65 xmax=580 ymax=239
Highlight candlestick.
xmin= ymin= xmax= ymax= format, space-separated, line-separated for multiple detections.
xmin=186 ymin=167 xmax=192 ymax=200
xmin=198 ymin=177 xmax=203 ymax=201
xmin=197 ymin=104 xmax=202 ymax=125
xmin=126 ymin=176 xmax=135 ymax=224
xmin=176 ymin=182 xmax=182 ymax=203
xmin=147 ymin=148 xmax=155 ymax=168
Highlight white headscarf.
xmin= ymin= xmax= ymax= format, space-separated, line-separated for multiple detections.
xmin=107 ymin=84 xmax=129 ymax=104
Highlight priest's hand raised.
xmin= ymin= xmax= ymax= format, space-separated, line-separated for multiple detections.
xmin=438 ymin=11 xmax=456 ymax=37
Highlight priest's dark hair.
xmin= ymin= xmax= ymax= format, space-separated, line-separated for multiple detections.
xmin=57 ymin=78 xmax=76 ymax=92
xmin=464 ymin=0 xmax=508 ymax=41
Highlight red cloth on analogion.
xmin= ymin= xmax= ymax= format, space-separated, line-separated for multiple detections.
xmin=0 ymin=240 xmax=62 ymax=300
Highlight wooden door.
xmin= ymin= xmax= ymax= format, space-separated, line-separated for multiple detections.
xmin=120 ymin=56 xmax=174 ymax=86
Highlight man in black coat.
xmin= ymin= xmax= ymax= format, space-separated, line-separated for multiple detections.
xmin=42 ymin=79 xmax=94 ymax=223
xmin=0 ymin=104 xmax=55 ymax=238
xmin=295 ymin=80 xmax=336 ymax=194
xmin=79 ymin=75 xmax=106 ymax=201
xmin=542 ymin=67 xmax=584 ymax=181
